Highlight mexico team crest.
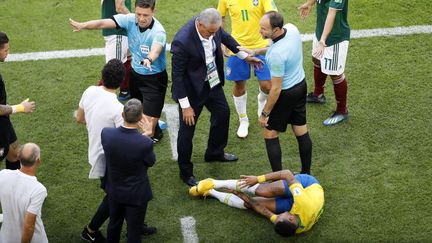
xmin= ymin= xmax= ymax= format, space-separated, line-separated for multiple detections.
xmin=253 ymin=0 xmax=259 ymax=7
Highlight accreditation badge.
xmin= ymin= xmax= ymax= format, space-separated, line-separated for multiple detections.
xmin=207 ymin=62 xmax=220 ymax=89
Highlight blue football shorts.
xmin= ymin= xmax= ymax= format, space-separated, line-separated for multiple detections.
xmin=225 ymin=55 xmax=271 ymax=81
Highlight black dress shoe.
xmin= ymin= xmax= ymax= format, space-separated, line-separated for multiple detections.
xmin=180 ymin=174 xmax=197 ymax=186
xmin=141 ymin=224 xmax=157 ymax=236
xmin=205 ymin=153 xmax=238 ymax=162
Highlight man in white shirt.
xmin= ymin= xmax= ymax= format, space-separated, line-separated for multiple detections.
xmin=75 ymin=59 xmax=124 ymax=242
xmin=0 ymin=143 xmax=48 ymax=243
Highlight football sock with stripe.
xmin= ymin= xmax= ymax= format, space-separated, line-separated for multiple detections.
xmin=296 ymin=132 xmax=312 ymax=174
xmin=265 ymin=137 xmax=282 ymax=172
xmin=208 ymin=190 xmax=246 ymax=209
xmin=233 ymin=93 xmax=248 ymax=121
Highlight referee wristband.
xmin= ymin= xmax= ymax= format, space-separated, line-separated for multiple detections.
xmin=257 ymin=175 xmax=266 ymax=183
xmin=270 ymin=214 xmax=278 ymax=223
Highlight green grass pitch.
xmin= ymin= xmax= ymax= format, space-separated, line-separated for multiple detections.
xmin=0 ymin=0 xmax=431 ymax=242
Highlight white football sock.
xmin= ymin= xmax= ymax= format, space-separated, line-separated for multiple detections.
xmin=233 ymin=93 xmax=248 ymax=120
xmin=257 ymin=89 xmax=268 ymax=117
xmin=208 ymin=189 xmax=246 ymax=209
xmin=214 ymin=179 xmax=239 ymax=190
xmin=213 ymin=180 xmax=259 ymax=195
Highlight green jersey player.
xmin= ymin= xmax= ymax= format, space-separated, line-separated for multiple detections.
xmin=299 ymin=0 xmax=350 ymax=126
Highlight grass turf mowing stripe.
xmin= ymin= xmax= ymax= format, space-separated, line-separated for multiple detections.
xmin=6 ymin=25 xmax=431 ymax=62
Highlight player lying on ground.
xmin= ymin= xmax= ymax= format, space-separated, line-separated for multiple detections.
xmin=189 ymin=170 xmax=324 ymax=236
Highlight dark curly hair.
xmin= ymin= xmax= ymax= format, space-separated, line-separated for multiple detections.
xmin=274 ymin=219 xmax=297 ymax=237
xmin=0 ymin=32 xmax=9 ymax=49
xmin=102 ymin=58 xmax=125 ymax=89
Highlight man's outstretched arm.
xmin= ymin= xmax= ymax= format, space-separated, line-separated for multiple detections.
xmin=69 ymin=18 xmax=117 ymax=32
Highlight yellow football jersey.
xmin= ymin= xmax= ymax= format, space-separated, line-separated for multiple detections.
xmin=217 ymin=0 xmax=277 ymax=49
xmin=289 ymin=183 xmax=324 ymax=234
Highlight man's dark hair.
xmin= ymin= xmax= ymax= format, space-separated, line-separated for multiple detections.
xmin=265 ymin=11 xmax=284 ymax=29
xmin=123 ymin=98 xmax=143 ymax=123
xmin=102 ymin=58 xmax=125 ymax=89
xmin=19 ymin=144 xmax=40 ymax=168
xmin=136 ymin=0 xmax=155 ymax=10
xmin=274 ymin=220 xmax=298 ymax=237
xmin=0 ymin=32 xmax=9 ymax=49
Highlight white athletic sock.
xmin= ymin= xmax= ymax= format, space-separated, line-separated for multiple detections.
xmin=213 ymin=180 xmax=259 ymax=195
xmin=258 ymin=89 xmax=268 ymax=102
xmin=257 ymin=89 xmax=268 ymax=117
xmin=214 ymin=179 xmax=239 ymax=190
xmin=233 ymin=93 xmax=248 ymax=120
xmin=209 ymin=190 xmax=247 ymax=209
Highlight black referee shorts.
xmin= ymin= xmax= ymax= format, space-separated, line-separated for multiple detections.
xmin=0 ymin=116 xmax=17 ymax=161
xmin=266 ymin=79 xmax=307 ymax=133
xmin=129 ymin=69 xmax=168 ymax=118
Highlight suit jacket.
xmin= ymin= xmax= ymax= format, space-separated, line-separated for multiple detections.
xmin=171 ymin=17 xmax=241 ymax=102
xmin=101 ymin=126 xmax=155 ymax=206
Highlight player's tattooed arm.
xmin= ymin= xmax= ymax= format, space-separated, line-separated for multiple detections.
xmin=248 ymin=197 xmax=275 ymax=219
xmin=0 ymin=104 xmax=12 ymax=116
xmin=231 ymin=190 xmax=275 ymax=219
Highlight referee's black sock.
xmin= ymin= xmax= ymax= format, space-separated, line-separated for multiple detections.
xmin=265 ymin=137 xmax=282 ymax=172
xmin=296 ymin=132 xmax=312 ymax=174
xmin=6 ymin=159 xmax=20 ymax=170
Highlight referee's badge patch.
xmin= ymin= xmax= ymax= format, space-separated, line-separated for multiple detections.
xmin=140 ymin=45 xmax=149 ymax=54
xmin=253 ymin=0 xmax=259 ymax=7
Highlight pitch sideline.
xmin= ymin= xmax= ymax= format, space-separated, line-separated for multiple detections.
xmin=6 ymin=25 xmax=432 ymax=62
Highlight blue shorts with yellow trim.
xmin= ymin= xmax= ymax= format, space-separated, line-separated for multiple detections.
xmin=275 ymin=174 xmax=319 ymax=213
xmin=225 ymin=55 xmax=271 ymax=81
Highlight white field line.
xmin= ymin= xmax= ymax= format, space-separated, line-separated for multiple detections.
xmin=6 ymin=25 xmax=432 ymax=62
xmin=180 ymin=216 xmax=199 ymax=243
xmin=162 ymin=104 xmax=179 ymax=160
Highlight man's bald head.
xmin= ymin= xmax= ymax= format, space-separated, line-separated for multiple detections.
xmin=19 ymin=143 xmax=41 ymax=167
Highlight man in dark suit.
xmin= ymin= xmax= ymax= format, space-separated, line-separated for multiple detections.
xmin=171 ymin=8 xmax=263 ymax=186
xmin=101 ymin=99 xmax=156 ymax=243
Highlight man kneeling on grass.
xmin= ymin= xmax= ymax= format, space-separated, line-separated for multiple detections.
xmin=189 ymin=170 xmax=324 ymax=236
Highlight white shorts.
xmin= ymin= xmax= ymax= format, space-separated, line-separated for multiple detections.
xmin=104 ymin=35 xmax=128 ymax=63
xmin=312 ymin=36 xmax=349 ymax=75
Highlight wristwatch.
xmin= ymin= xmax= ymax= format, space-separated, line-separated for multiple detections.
xmin=145 ymin=56 xmax=153 ymax=64
xmin=261 ymin=111 xmax=270 ymax=118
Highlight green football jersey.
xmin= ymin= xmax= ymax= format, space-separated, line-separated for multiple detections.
xmin=315 ymin=0 xmax=350 ymax=46
xmin=101 ymin=0 xmax=132 ymax=36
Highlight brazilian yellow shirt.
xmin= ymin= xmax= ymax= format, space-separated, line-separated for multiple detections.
xmin=289 ymin=183 xmax=324 ymax=234
xmin=217 ymin=0 xmax=277 ymax=49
